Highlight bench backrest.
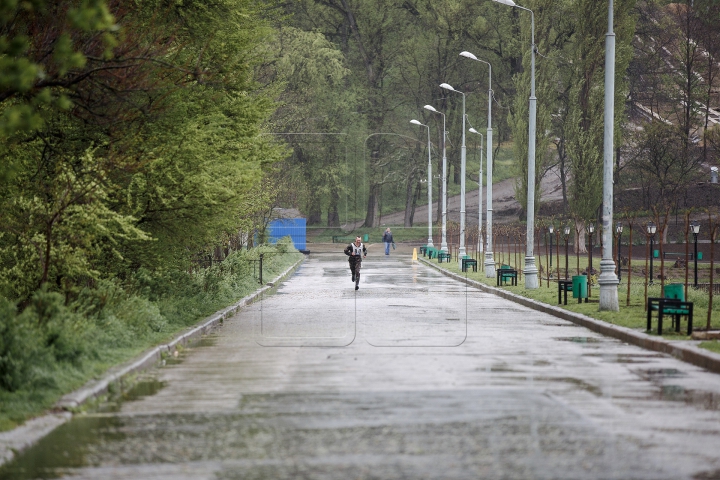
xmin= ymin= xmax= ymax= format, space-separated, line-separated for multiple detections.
xmin=664 ymin=283 xmax=685 ymax=301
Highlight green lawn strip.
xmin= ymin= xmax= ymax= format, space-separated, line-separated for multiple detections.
xmin=430 ymin=257 xmax=720 ymax=345
xmin=0 ymin=246 xmax=303 ymax=432
xmin=699 ymin=341 xmax=720 ymax=354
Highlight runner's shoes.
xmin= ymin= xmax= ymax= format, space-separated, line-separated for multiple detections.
xmin=351 ymin=274 xmax=355 ymax=282
xmin=355 ymin=285 xmax=359 ymax=290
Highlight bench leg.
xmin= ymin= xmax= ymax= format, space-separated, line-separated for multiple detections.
xmin=658 ymin=310 xmax=663 ymax=335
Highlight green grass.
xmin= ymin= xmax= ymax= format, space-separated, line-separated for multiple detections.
xmin=0 ymin=242 xmax=303 ymax=432
xmin=699 ymin=341 xmax=720 ymax=354
xmin=429 ymin=254 xmax=720 ymax=346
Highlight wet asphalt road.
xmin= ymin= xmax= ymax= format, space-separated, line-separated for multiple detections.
xmin=3 ymin=252 xmax=720 ymax=479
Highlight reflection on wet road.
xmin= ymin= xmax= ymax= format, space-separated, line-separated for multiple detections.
xmin=3 ymin=253 xmax=720 ymax=479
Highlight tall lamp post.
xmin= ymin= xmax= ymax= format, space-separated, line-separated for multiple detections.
xmin=459 ymin=51 xmax=495 ymax=278
xmin=440 ymin=83 xmax=467 ymax=262
xmin=564 ymin=226 xmax=571 ymax=280
xmin=548 ymin=224 xmax=554 ymax=270
xmin=691 ymin=222 xmax=700 ymax=288
xmin=587 ymin=224 xmax=595 ymax=295
xmin=424 ymin=105 xmax=448 ymax=252
xmin=647 ymin=221 xmax=657 ymax=286
xmin=469 ymin=128 xmax=483 ymax=255
xmin=411 ymin=119 xmax=434 ymax=249
xmin=598 ymin=0 xmax=620 ymax=311
xmin=492 ymin=0 xmax=538 ymax=288
xmin=616 ymin=222 xmax=623 ymax=283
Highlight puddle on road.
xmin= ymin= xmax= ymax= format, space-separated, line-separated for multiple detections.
xmin=0 ymin=335 xmax=220 ymax=478
xmin=584 ymin=353 xmax=666 ymax=364
xmin=656 ymin=386 xmax=720 ymax=411
xmin=637 ymin=367 xmax=686 ymax=380
xmin=0 ymin=415 xmax=125 ymax=479
xmin=555 ymin=336 xmax=605 ymax=344
xmin=534 ymin=376 xmax=603 ymax=396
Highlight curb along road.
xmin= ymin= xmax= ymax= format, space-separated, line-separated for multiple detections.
xmin=0 ymin=256 xmax=305 ymax=468
xmin=420 ymin=257 xmax=720 ymax=375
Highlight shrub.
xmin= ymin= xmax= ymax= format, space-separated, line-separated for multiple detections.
xmin=25 ymin=288 xmax=92 ymax=365
xmin=0 ymin=298 xmax=44 ymax=392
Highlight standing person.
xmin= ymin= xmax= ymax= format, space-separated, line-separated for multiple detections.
xmin=382 ymin=227 xmax=395 ymax=256
xmin=344 ymin=236 xmax=367 ymax=290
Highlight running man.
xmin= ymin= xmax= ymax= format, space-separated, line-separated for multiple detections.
xmin=344 ymin=236 xmax=367 ymax=290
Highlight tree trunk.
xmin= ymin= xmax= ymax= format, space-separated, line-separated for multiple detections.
xmin=307 ymin=194 xmax=322 ymax=225
xmin=327 ymin=188 xmax=340 ymax=227
xmin=404 ymin=170 xmax=417 ymax=227
xmin=363 ymin=183 xmax=380 ymax=227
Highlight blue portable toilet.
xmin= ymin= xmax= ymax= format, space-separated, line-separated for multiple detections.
xmin=268 ymin=218 xmax=307 ymax=252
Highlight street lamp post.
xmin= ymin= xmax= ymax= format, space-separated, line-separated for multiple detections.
xmin=691 ymin=222 xmax=700 ymax=288
xmin=411 ymin=119 xmax=434 ymax=249
xmin=459 ymin=51 xmax=495 ymax=278
xmin=647 ymin=221 xmax=657 ymax=286
xmin=564 ymin=226 xmax=571 ymax=280
xmin=548 ymin=224 xmax=554 ymax=269
xmin=616 ymin=222 xmax=623 ymax=283
xmin=424 ymin=105 xmax=448 ymax=252
xmin=440 ymin=83 xmax=468 ymax=263
xmin=598 ymin=0 xmax=620 ymax=311
xmin=587 ymin=224 xmax=595 ymax=295
xmin=491 ymin=0 xmax=538 ymax=288
xmin=469 ymin=128 xmax=483 ymax=255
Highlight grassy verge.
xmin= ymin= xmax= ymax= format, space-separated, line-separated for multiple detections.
xmin=427 ymin=255 xmax=720 ymax=345
xmin=0 ymin=240 xmax=303 ymax=432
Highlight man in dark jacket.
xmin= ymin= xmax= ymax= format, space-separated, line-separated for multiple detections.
xmin=382 ymin=227 xmax=394 ymax=255
xmin=344 ymin=236 xmax=367 ymax=290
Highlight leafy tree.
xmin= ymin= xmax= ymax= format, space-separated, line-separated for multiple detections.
xmin=0 ymin=0 xmax=287 ymax=303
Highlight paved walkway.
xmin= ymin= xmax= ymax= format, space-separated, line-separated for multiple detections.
xmin=3 ymin=252 xmax=720 ymax=479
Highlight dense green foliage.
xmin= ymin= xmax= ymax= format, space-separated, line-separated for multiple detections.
xmin=0 ymin=0 xmax=290 ymax=415
xmin=0 ymin=239 xmax=301 ymax=430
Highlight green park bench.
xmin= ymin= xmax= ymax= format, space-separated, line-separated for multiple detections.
xmin=437 ymin=251 xmax=452 ymax=263
xmin=496 ymin=264 xmax=518 ymax=286
xmin=461 ymin=256 xmax=478 ymax=272
xmin=662 ymin=251 xmax=702 ymax=260
xmin=647 ymin=283 xmax=693 ymax=335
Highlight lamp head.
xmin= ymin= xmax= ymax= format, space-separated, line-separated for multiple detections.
xmin=439 ymin=83 xmax=455 ymax=91
xmin=548 ymin=224 xmax=554 ymax=234
xmin=468 ymin=128 xmax=479 ymax=134
xmin=492 ymin=0 xmax=517 ymax=6
xmin=423 ymin=105 xmax=438 ymax=113
xmin=564 ymin=226 xmax=571 ymax=236
xmin=647 ymin=222 xmax=657 ymax=235
xmin=616 ymin=222 xmax=623 ymax=234
xmin=410 ymin=119 xmax=423 ymax=126
xmin=459 ymin=51 xmax=478 ymax=61
xmin=691 ymin=222 xmax=700 ymax=234
xmin=587 ymin=224 xmax=595 ymax=234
